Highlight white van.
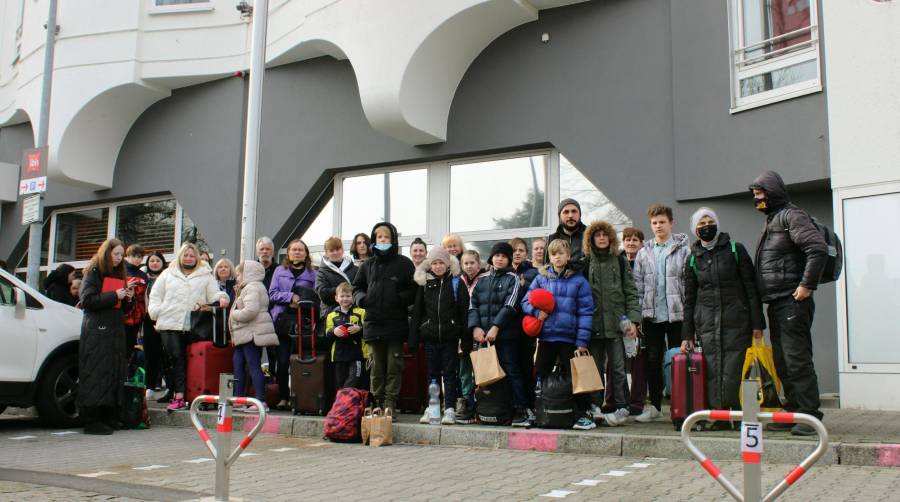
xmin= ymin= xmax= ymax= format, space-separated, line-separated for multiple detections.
xmin=0 ymin=268 xmax=83 ymax=426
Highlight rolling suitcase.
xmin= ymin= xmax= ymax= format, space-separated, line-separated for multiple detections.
xmin=186 ymin=305 xmax=234 ymax=405
xmin=670 ymin=349 xmax=707 ymax=431
xmin=290 ymin=301 xmax=331 ymax=415
xmin=397 ymin=342 xmax=427 ymax=413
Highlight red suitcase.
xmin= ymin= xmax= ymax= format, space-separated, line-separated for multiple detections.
xmin=397 ymin=342 xmax=428 ymax=414
xmin=186 ymin=341 xmax=235 ymax=404
xmin=290 ymin=301 xmax=332 ymax=415
xmin=670 ymin=349 xmax=707 ymax=431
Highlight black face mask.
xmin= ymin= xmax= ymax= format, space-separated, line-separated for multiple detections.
xmin=754 ymin=196 xmax=768 ymax=213
xmin=697 ymin=224 xmax=718 ymax=243
xmin=182 ymin=262 xmax=197 ymax=270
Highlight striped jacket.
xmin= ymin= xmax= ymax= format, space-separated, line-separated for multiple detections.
xmin=467 ymin=266 xmax=521 ymax=342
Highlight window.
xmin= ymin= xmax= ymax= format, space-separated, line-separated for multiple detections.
xmin=0 ymin=276 xmax=13 ymax=305
xmin=155 ymin=0 xmax=209 ymax=4
xmin=54 ymin=208 xmax=110 ymax=263
xmin=116 ymin=200 xmax=177 ymax=254
xmin=560 ymin=154 xmax=631 ymax=230
xmin=181 ymin=211 xmax=209 ymax=252
xmin=728 ymin=0 xmax=821 ymax=112
xmin=340 ymin=169 xmax=427 ymax=240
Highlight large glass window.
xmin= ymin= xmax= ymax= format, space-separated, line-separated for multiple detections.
xmin=54 ymin=208 xmax=109 ymax=262
xmin=340 ymin=169 xmax=427 ymax=240
xmin=116 ymin=200 xmax=177 ymax=254
xmin=560 ymin=154 xmax=631 ymax=229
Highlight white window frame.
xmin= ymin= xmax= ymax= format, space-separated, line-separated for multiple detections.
xmin=147 ymin=0 xmax=214 ymax=16
xmin=727 ymin=0 xmax=822 ymax=113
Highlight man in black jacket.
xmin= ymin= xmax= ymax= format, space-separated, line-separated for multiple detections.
xmin=750 ymin=171 xmax=827 ymax=435
xmin=548 ymin=198 xmax=587 ymax=269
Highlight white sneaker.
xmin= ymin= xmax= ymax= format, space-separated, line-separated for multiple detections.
xmin=590 ymin=404 xmax=604 ymax=420
xmin=634 ymin=405 xmax=661 ymax=423
xmin=601 ymin=412 xmax=620 ymax=427
xmin=613 ymin=408 xmax=630 ymax=424
xmin=441 ymin=408 xmax=456 ymax=425
xmin=419 ymin=411 xmax=430 ymax=424
xmin=145 ymin=389 xmax=157 ymax=400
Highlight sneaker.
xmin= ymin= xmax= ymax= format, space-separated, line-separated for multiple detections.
xmin=526 ymin=408 xmax=536 ymax=426
xmin=455 ymin=407 xmax=475 ymax=424
xmin=573 ymin=416 xmax=597 ymax=430
xmin=145 ymin=389 xmax=157 ymax=401
xmin=511 ymin=409 xmax=529 ymax=427
xmin=245 ymin=404 xmax=268 ymax=414
xmin=441 ymin=408 xmax=456 ymax=425
xmin=791 ymin=423 xmax=816 ymax=437
xmin=156 ymin=389 xmax=174 ymax=404
xmin=590 ymin=404 xmax=604 ymax=420
xmin=455 ymin=398 xmax=468 ymax=416
xmin=766 ymin=422 xmax=794 ymax=432
xmin=634 ymin=405 xmax=661 ymax=423
xmin=166 ymin=397 xmax=187 ymax=412
xmin=419 ymin=411 xmax=430 ymax=424
xmin=613 ymin=408 xmax=630 ymax=424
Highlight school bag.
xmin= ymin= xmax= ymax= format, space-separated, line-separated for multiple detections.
xmin=777 ymin=211 xmax=843 ymax=283
xmin=324 ymin=388 xmax=370 ymax=442
xmin=475 ymin=379 xmax=513 ymax=426
xmin=534 ymin=368 xmax=579 ymax=429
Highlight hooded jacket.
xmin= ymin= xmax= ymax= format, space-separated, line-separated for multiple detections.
xmin=229 ymin=261 xmax=276 ymax=346
xmin=147 ymin=261 xmax=227 ymax=332
xmin=44 ymin=264 xmax=77 ymax=307
xmin=315 ymin=254 xmax=359 ymax=312
xmin=633 ymin=232 xmax=691 ymax=321
xmin=521 ymin=265 xmax=593 ymax=347
xmin=583 ymin=221 xmax=641 ymax=338
xmin=269 ymin=263 xmax=316 ymax=323
xmin=468 ymin=266 xmax=521 ymax=342
xmin=548 ymin=220 xmax=588 ymax=270
xmin=409 ymin=253 xmax=470 ymax=347
xmin=351 ymin=222 xmax=417 ymax=342
xmin=749 ymin=171 xmax=828 ymax=302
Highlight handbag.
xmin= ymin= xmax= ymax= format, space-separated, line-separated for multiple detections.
xmin=740 ymin=338 xmax=782 ymax=411
xmin=570 ymin=350 xmax=604 ymax=394
xmin=469 ymin=342 xmax=506 ymax=386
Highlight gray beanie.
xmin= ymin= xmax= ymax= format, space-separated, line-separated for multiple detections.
xmin=558 ymin=198 xmax=581 ymax=215
xmin=690 ymin=207 xmax=719 ymax=234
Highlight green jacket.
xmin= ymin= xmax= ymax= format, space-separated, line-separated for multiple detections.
xmin=586 ymin=250 xmax=641 ymax=338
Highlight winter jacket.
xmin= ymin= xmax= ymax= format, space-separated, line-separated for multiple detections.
xmin=325 ymin=305 xmax=366 ymax=362
xmin=261 ymin=261 xmax=277 ymax=291
xmin=750 ymin=171 xmax=828 ymax=302
xmin=44 ymin=266 xmax=77 ymax=307
xmin=521 ymin=265 xmax=593 ymax=347
xmin=77 ymin=267 xmax=130 ymax=408
xmin=229 ymin=261 xmax=276 ymax=347
xmin=583 ymin=221 xmax=640 ymax=338
xmin=460 ymin=269 xmax=485 ymax=296
xmin=548 ymin=221 xmax=588 ymax=270
xmin=315 ymin=255 xmax=359 ymax=312
xmin=124 ymin=262 xmax=149 ymax=327
xmin=633 ymin=233 xmax=691 ymax=321
xmin=468 ymin=266 xmax=521 ymax=342
xmin=351 ymin=222 xmax=417 ymax=342
xmin=268 ymin=264 xmax=316 ymax=323
xmin=409 ymin=257 xmax=471 ymax=347
xmin=147 ymin=261 xmax=227 ymax=332
xmin=218 ymin=279 xmax=236 ymax=305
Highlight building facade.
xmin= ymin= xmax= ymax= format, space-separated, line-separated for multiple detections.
xmin=1 ymin=0 xmax=894 ymax=407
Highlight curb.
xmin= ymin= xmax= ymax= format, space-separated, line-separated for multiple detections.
xmin=148 ymin=408 xmax=895 ymax=467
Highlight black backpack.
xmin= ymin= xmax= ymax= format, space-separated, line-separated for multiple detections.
xmin=534 ymin=369 xmax=579 ymax=429
xmin=778 ymin=211 xmax=843 ymax=283
xmin=475 ymin=380 xmax=512 ymax=426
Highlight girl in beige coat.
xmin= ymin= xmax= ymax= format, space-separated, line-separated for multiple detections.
xmin=230 ymin=261 xmax=277 ymax=412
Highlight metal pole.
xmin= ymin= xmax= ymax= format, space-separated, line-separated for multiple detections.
xmin=215 ymin=373 xmax=234 ymax=502
xmin=25 ymin=0 xmax=58 ymax=288
xmin=238 ymin=0 xmax=269 ymax=263
xmin=383 ymin=173 xmax=390 ymax=222
xmin=742 ymin=379 xmax=762 ymax=502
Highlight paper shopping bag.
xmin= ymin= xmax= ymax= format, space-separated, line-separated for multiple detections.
xmin=361 ymin=407 xmax=373 ymax=445
xmin=470 ymin=342 xmax=506 ymax=386
xmin=368 ymin=408 xmax=393 ymax=447
xmin=570 ymin=351 xmax=603 ymax=394
xmin=740 ymin=338 xmax=783 ymax=411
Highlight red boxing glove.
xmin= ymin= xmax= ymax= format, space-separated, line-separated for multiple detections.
xmin=339 ymin=325 xmax=349 ymax=338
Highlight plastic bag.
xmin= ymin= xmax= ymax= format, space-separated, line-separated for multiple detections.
xmin=740 ymin=338 xmax=782 ymax=411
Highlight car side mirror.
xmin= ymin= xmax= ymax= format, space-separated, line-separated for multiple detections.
xmin=13 ymin=287 xmax=26 ymax=319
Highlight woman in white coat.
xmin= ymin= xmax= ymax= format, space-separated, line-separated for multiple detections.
xmin=148 ymin=243 xmax=228 ymax=411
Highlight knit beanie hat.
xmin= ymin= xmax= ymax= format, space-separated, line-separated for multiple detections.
xmin=427 ymin=246 xmax=452 ymax=269
xmin=690 ymin=207 xmax=719 ymax=233
xmin=489 ymin=242 xmax=514 ymax=266
xmin=558 ymin=198 xmax=581 ymax=216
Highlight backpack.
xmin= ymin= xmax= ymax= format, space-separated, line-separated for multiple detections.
xmin=324 ymin=388 xmax=370 ymax=442
xmin=534 ymin=369 xmax=579 ymax=429
xmin=778 ymin=211 xmax=843 ymax=283
xmin=475 ymin=380 xmax=513 ymax=426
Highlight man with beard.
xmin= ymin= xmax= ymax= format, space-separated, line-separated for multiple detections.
xmin=548 ymin=199 xmax=588 ymax=270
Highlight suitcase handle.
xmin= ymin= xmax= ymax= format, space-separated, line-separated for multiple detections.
xmin=297 ymin=301 xmax=317 ymax=359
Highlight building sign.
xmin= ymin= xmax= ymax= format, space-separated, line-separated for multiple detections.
xmin=19 ymin=147 xmax=48 ymax=195
xmin=21 ymin=194 xmax=42 ymax=225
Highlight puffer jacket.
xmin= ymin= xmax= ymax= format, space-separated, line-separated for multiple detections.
xmin=409 ymin=255 xmax=470 ymax=347
xmin=749 ymin=171 xmax=828 ymax=302
xmin=467 ymin=266 xmax=520 ymax=341
xmin=229 ymin=261 xmax=276 ymax=346
xmin=583 ymin=221 xmax=640 ymax=338
xmin=315 ymin=255 xmax=358 ymax=312
xmin=147 ymin=261 xmax=227 ymax=332
xmin=521 ymin=265 xmax=593 ymax=347
xmin=269 ymin=264 xmax=316 ymax=323
xmin=633 ymin=233 xmax=690 ymax=321
xmin=351 ymin=222 xmax=417 ymax=342
xmin=548 ymin=221 xmax=587 ymax=270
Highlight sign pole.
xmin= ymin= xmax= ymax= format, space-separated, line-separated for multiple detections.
xmin=741 ymin=379 xmax=762 ymax=502
xmin=215 ymin=373 xmax=234 ymax=501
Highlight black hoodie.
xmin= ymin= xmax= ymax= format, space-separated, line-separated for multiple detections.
xmin=351 ymin=222 xmax=417 ymax=342
xmin=44 ymin=264 xmax=77 ymax=306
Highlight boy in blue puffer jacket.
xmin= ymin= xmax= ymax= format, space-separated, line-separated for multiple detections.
xmin=522 ymin=239 xmax=595 ymax=430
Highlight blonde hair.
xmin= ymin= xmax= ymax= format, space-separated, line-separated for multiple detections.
xmin=547 ymin=239 xmax=571 ymax=257
xmin=174 ymin=242 xmax=202 ymax=273
xmin=214 ymin=258 xmax=235 ymax=281
xmin=441 ymin=233 xmax=465 ymax=252
xmin=335 ymin=282 xmax=353 ymax=296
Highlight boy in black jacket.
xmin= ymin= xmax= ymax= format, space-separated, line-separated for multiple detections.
xmin=325 ymin=283 xmax=366 ymax=390
xmin=410 ymin=247 xmax=471 ymax=425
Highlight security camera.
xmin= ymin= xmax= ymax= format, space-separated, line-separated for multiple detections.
xmin=236 ymin=1 xmax=253 ymax=15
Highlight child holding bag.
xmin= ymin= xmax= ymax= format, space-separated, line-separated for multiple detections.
xmin=230 ymin=260 xmax=277 ymax=412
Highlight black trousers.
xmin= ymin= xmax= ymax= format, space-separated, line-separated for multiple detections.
xmin=519 ymin=336 xmax=537 ymax=409
xmin=142 ymin=318 xmax=167 ymax=389
xmin=767 ymin=296 xmax=822 ymax=419
xmin=642 ymin=321 xmax=682 ymax=410
xmin=159 ymin=330 xmax=188 ymax=395
xmin=334 ymin=360 xmax=363 ymax=390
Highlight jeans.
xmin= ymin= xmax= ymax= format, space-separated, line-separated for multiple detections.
xmin=159 ymin=330 xmax=188 ymax=395
xmin=367 ymin=340 xmax=404 ymax=408
xmin=333 ymin=360 xmax=363 ymax=390
xmin=642 ymin=320 xmax=682 ymax=410
xmin=459 ymin=354 xmax=474 ymax=407
xmin=534 ymin=340 xmax=590 ymax=414
xmin=425 ymin=340 xmax=459 ymax=409
xmin=495 ymin=340 xmax=527 ymax=411
xmin=233 ymin=343 xmax=266 ymax=401
xmin=591 ymin=338 xmax=627 ymax=409
xmin=768 ymin=296 xmax=822 ymax=419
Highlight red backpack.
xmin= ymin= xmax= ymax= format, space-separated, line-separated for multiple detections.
xmin=323 ymin=388 xmax=370 ymax=442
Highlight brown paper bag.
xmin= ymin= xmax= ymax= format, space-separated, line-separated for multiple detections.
xmin=570 ymin=351 xmax=604 ymax=394
xmin=368 ymin=408 xmax=393 ymax=447
xmin=360 ymin=407 xmax=373 ymax=445
xmin=470 ymin=342 xmax=506 ymax=386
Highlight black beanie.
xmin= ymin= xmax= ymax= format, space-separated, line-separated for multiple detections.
xmin=558 ymin=198 xmax=581 ymax=215
xmin=489 ymin=242 xmax=514 ymax=266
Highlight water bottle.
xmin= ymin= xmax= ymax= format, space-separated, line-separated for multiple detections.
xmin=427 ymin=379 xmax=441 ymax=424
xmin=621 ymin=315 xmax=638 ymax=358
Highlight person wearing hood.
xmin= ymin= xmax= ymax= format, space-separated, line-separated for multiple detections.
xmin=633 ymin=204 xmax=691 ymax=423
xmin=123 ymin=245 xmax=150 ymax=365
xmin=316 ymin=237 xmax=359 ymax=312
xmin=229 ymin=260 xmax=275 ymax=412
xmin=410 ymin=247 xmax=470 ymax=425
xmin=681 ymin=208 xmax=765 ymax=429
xmin=750 ymin=171 xmax=827 ymax=434
xmin=351 ymin=222 xmax=417 ymax=414
xmin=583 ymin=221 xmax=641 ymax=426
xmin=148 ymin=242 xmax=229 ymax=412
xmin=548 ymin=198 xmax=588 ymax=270
xmin=44 ymin=263 xmax=77 ymax=306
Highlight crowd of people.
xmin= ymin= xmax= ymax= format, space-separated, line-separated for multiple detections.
xmin=65 ymin=170 xmax=827 ymax=437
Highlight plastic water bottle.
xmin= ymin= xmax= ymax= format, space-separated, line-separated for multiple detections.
xmin=427 ymin=379 xmax=441 ymax=424
xmin=621 ymin=315 xmax=638 ymax=357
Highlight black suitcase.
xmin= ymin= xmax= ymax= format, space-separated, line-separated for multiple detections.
xmin=290 ymin=301 xmax=332 ymax=415
xmin=534 ymin=369 xmax=578 ymax=429
xmin=475 ymin=379 xmax=512 ymax=426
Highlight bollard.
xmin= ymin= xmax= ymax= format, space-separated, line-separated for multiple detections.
xmin=189 ymin=373 xmax=268 ymax=502
xmin=742 ymin=379 xmax=762 ymax=502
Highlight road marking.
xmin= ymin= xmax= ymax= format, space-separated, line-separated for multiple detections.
xmin=269 ymin=447 xmax=297 ymax=452
xmin=50 ymin=431 xmax=78 ymax=436
xmin=625 ymin=462 xmax=653 ymax=468
xmin=601 ymin=470 xmax=631 ymax=477
xmin=133 ymin=465 xmax=168 ymax=471
xmin=539 ymin=489 xmax=576 ymax=498
xmin=239 ymin=452 xmax=260 ymax=457
xmin=572 ymin=479 xmax=605 ymax=486
xmin=645 ymin=457 xmax=668 ymax=461
xmin=78 ymin=471 xmax=116 ymax=478
xmin=9 ymin=435 xmax=37 ymax=440
xmin=183 ymin=458 xmax=213 ymax=464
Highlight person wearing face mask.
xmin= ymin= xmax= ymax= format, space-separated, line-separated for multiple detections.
xmin=681 ymin=208 xmax=765 ymax=429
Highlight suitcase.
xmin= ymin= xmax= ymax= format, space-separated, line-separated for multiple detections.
xmin=290 ymin=301 xmax=331 ymax=415
xmin=670 ymin=349 xmax=707 ymax=431
xmin=185 ymin=341 xmax=235 ymax=404
xmin=397 ymin=342 xmax=427 ymax=413
xmin=248 ymin=383 xmax=281 ymax=409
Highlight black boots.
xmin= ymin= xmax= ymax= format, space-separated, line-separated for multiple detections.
xmin=81 ymin=407 xmax=113 ymax=435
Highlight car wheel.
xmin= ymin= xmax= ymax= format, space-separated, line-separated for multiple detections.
xmin=35 ymin=353 xmax=81 ymax=428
